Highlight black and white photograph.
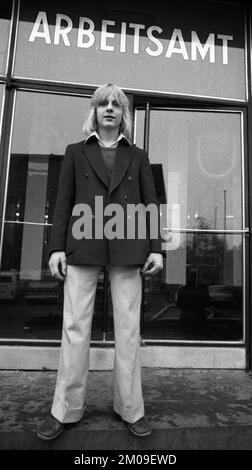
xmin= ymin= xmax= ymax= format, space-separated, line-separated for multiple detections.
xmin=0 ymin=0 xmax=251 ymax=464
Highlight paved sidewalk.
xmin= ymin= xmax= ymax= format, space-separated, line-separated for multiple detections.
xmin=0 ymin=368 xmax=252 ymax=450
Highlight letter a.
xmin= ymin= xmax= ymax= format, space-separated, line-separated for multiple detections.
xmin=166 ymin=28 xmax=188 ymax=60
xmin=29 ymin=11 xmax=51 ymax=44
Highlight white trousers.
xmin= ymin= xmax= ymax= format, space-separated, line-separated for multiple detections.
xmin=51 ymin=265 xmax=144 ymax=424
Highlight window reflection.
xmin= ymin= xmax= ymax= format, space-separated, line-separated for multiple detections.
xmin=5 ymin=91 xmax=91 ymax=224
xmin=135 ymin=107 xmax=244 ymax=341
xmin=0 ymin=91 xmax=105 ymax=340
xmin=0 ymin=222 xmax=104 ymax=340
xmin=143 ymin=234 xmax=243 ymax=341
xmin=136 ymin=109 xmax=243 ymax=231
xmin=5 ymin=153 xmax=62 ymax=224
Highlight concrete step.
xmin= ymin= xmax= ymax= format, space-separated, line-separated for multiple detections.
xmin=0 ymin=369 xmax=252 ymax=450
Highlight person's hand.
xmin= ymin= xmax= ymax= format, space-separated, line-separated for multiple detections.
xmin=141 ymin=253 xmax=163 ymax=277
xmin=48 ymin=251 xmax=67 ymax=281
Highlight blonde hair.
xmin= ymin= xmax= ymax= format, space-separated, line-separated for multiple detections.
xmin=83 ymin=83 xmax=132 ymax=141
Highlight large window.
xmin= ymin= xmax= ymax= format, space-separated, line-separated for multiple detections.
xmin=134 ymin=108 xmax=244 ymax=341
xmin=0 ymin=94 xmax=246 ymax=344
xmin=0 ymin=90 xmax=105 ymax=341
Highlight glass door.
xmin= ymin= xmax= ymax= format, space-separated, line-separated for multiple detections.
xmin=0 ymin=90 xmax=105 ymax=341
xmin=135 ymin=107 xmax=246 ymax=342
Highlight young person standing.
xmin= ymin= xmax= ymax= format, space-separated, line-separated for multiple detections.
xmin=37 ymin=83 xmax=163 ymax=440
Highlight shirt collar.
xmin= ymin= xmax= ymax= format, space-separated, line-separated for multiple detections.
xmin=84 ymin=131 xmax=131 ymax=147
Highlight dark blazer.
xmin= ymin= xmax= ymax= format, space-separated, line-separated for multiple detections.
xmin=49 ymin=139 xmax=162 ymax=266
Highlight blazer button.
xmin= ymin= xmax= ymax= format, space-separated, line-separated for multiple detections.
xmin=124 ymin=195 xmax=128 ymax=199
xmin=127 ymin=176 xmax=133 ymax=181
xmin=85 ymin=172 xmax=89 ymax=177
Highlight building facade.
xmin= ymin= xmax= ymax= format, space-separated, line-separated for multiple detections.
xmin=0 ymin=0 xmax=251 ymax=369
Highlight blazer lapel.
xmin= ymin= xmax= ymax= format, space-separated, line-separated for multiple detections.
xmin=109 ymin=143 xmax=134 ymax=194
xmin=81 ymin=141 xmax=110 ymax=188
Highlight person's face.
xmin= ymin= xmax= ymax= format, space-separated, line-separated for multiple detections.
xmin=96 ymin=93 xmax=123 ymax=133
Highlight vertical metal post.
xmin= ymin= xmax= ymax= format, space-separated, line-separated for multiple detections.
xmin=245 ymin=1 xmax=252 ymax=370
xmin=143 ymin=101 xmax=150 ymax=154
xmin=223 ymin=189 xmax=227 ymax=231
xmin=0 ymin=0 xmax=19 ymax=265
xmin=140 ymin=101 xmax=150 ymax=337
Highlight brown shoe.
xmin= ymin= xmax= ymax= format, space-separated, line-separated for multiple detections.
xmin=36 ymin=415 xmax=64 ymax=440
xmin=126 ymin=416 xmax=152 ymax=437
